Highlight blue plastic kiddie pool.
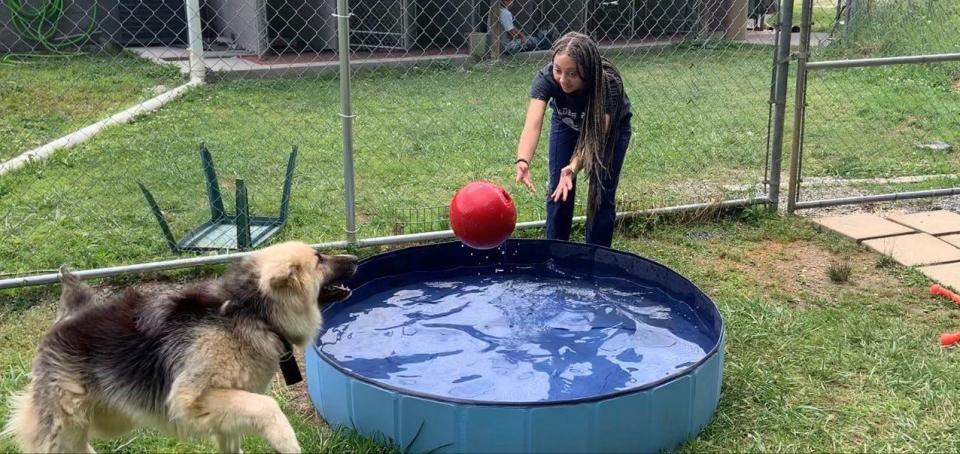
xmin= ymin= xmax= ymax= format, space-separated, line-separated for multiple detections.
xmin=305 ymin=239 xmax=724 ymax=453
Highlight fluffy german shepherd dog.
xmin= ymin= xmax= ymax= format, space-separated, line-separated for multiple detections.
xmin=3 ymin=241 xmax=357 ymax=453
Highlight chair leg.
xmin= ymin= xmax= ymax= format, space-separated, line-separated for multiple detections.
xmin=200 ymin=143 xmax=227 ymax=222
xmin=138 ymin=182 xmax=179 ymax=253
xmin=278 ymin=145 xmax=298 ymax=223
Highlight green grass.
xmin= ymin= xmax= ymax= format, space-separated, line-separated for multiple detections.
xmin=3 ymin=214 xmax=960 ymax=452
xmin=793 ymin=0 xmax=838 ymax=33
xmin=810 ymin=0 xmax=837 ymax=33
xmin=827 ymin=260 xmax=852 ymax=283
xmin=800 ymin=64 xmax=960 ymax=179
xmin=832 ymin=0 xmax=960 ymax=57
xmin=793 ymin=0 xmax=960 ymax=43
xmin=0 ymin=51 xmax=184 ymax=162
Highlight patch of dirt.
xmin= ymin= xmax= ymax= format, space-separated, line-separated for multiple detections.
xmin=217 ymin=178 xmax=236 ymax=190
xmin=356 ymin=209 xmax=372 ymax=225
xmin=953 ymin=77 xmax=960 ymax=93
xmin=704 ymin=239 xmax=900 ymax=307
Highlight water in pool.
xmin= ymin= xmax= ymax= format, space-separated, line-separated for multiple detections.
xmin=319 ymin=267 xmax=714 ymax=403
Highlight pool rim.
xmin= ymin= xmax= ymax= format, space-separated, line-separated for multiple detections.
xmin=313 ymin=238 xmax=724 ymax=407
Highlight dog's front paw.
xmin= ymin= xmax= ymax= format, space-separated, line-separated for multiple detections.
xmin=215 ymin=433 xmax=244 ymax=454
xmin=266 ymin=422 xmax=300 ymax=454
xmin=272 ymin=437 xmax=300 ymax=454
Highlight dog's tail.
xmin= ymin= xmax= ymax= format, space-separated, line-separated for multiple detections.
xmin=4 ymin=382 xmax=93 ymax=452
xmin=2 ymin=387 xmax=40 ymax=452
xmin=57 ymin=266 xmax=93 ymax=322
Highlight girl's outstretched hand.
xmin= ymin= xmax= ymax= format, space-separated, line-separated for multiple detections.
xmin=516 ymin=161 xmax=535 ymax=192
xmin=550 ymin=165 xmax=575 ymax=202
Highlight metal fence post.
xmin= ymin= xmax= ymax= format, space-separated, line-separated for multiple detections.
xmin=336 ymin=0 xmax=358 ymax=244
xmin=766 ymin=0 xmax=795 ymax=212
xmin=185 ymin=0 xmax=205 ymax=83
xmin=786 ymin=0 xmax=814 ymax=214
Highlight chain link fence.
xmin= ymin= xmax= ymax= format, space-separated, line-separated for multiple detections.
xmin=0 ymin=0 xmax=796 ymax=288
xmin=787 ymin=0 xmax=960 ymax=211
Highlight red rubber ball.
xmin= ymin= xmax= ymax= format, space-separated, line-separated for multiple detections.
xmin=449 ymin=181 xmax=517 ymax=250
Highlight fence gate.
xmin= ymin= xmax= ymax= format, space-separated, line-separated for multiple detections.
xmin=787 ymin=0 xmax=960 ymax=212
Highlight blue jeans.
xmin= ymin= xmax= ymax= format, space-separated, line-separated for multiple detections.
xmin=545 ymin=114 xmax=631 ymax=247
xmin=502 ymin=31 xmax=552 ymax=55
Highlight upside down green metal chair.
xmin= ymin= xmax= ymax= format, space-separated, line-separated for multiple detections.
xmin=138 ymin=143 xmax=298 ymax=252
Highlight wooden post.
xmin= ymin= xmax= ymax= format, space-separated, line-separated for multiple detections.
xmin=722 ymin=0 xmax=747 ymax=39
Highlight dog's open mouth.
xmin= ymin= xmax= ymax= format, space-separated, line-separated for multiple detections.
xmin=320 ymin=282 xmax=352 ymax=302
xmin=318 ymin=254 xmax=358 ymax=303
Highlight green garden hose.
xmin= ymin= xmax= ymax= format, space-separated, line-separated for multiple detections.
xmin=2 ymin=0 xmax=97 ymax=63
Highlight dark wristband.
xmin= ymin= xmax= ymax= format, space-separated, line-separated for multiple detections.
xmin=515 ymin=158 xmax=529 ymax=165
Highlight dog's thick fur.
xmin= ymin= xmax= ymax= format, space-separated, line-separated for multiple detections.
xmin=2 ymin=241 xmax=357 ymax=453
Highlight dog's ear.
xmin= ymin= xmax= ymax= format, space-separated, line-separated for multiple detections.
xmin=269 ymin=264 xmax=303 ymax=290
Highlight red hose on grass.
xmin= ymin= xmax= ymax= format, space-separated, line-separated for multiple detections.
xmin=931 ymin=284 xmax=960 ymax=346
xmin=942 ymin=332 xmax=960 ymax=346
xmin=931 ymin=284 xmax=960 ymax=306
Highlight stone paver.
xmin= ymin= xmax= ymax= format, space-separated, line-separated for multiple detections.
xmin=814 ymin=213 xmax=915 ymax=242
xmin=888 ymin=210 xmax=960 ymax=235
xmin=862 ymin=233 xmax=960 ymax=267
xmin=920 ymin=262 xmax=960 ymax=290
xmin=938 ymin=233 xmax=960 ymax=249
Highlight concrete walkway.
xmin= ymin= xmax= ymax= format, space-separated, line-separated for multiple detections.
xmin=815 ymin=210 xmax=960 ymax=289
xmin=127 ymin=32 xmax=830 ymax=80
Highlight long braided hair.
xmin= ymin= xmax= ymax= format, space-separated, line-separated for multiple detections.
xmin=551 ymin=32 xmax=624 ymax=218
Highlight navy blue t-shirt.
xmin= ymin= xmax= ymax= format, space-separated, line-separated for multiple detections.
xmin=530 ymin=63 xmax=632 ymax=132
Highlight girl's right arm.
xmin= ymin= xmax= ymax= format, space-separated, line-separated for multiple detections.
xmin=515 ymin=99 xmax=548 ymax=191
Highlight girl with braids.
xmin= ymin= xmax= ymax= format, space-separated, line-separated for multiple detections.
xmin=513 ymin=32 xmax=632 ymax=247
